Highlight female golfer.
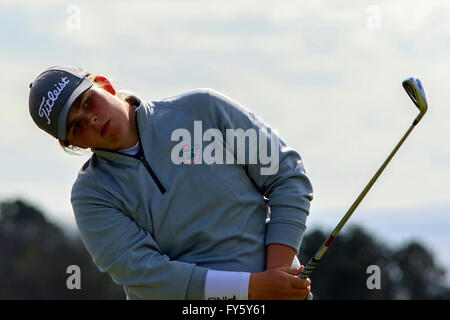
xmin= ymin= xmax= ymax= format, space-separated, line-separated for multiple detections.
xmin=28 ymin=65 xmax=313 ymax=300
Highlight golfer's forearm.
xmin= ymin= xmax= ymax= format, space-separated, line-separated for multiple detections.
xmin=266 ymin=243 xmax=297 ymax=269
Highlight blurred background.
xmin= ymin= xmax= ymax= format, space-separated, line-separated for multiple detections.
xmin=1 ymin=0 xmax=449 ymax=299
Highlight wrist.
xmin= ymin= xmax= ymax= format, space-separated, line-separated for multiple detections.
xmin=248 ymin=273 xmax=260 ymax=300
xmin=205 ymin=270 xmax=250 ymax=300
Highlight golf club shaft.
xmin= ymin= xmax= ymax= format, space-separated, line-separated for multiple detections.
xmin=299 ymin=120 xmax=418 ymax=279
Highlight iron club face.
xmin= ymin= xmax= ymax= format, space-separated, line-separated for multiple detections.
xmin=402 ymin=77 xmax=428 ymax=124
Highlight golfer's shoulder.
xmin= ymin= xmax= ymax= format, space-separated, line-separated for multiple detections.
xmin=158 ymin=88 xmax=208 ymax=103
xmin=71 ymin=154 xmax=102 ymax=192
xmin=157 ymin=88 xmax=229 ymax=111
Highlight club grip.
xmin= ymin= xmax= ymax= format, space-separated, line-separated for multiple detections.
xmin=299 ymin=257 xmax=319 ymax=279
xmin=300 ymin=259 xmax=316 ymax=300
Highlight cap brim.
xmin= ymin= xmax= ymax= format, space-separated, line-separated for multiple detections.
xmin=57 ymin=77 xmax=93 ymax=141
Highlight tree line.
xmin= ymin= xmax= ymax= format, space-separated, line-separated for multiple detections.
xmin=0 ymin=199 xmax=449 ymax=299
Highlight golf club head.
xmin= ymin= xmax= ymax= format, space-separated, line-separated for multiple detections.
xmin=402 ymin=77 xmax=428 ymax=123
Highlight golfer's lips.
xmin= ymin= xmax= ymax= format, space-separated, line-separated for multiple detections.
xmin=101 ymin=120 xmax=110 ymax=136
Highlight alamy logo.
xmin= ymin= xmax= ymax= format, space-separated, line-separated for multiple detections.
xmin=170 ymin=121 xmax=280 ymax=175
xmin=38 ymin=76 xmax=70 ymax=125
xmin=66 ymin=265 xmax=81 ymax=290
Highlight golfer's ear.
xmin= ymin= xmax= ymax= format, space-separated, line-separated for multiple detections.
xmin=93 ymin=75 xmax=116 ymax=96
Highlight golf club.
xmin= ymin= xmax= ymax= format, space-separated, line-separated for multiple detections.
xmin=300 ymin=77 xmax=428 ymax=299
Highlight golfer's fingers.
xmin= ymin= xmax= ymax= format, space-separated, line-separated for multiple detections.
xmin=277 ymin=267 xmax=302 ymax=276
xmin=289 ymin=284 xmax=311 ymax=300
xmin=290 ymin=276 xmax=311 ymax=289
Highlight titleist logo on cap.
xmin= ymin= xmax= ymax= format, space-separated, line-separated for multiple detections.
xmin=38 ymin=76 xmax=70 ymax=124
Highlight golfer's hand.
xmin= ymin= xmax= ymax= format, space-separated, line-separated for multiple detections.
xmin=248 ymin=266 xmax=311 ymax=300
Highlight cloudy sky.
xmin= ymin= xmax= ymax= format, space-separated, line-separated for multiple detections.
xmin=1 ymin=0 xmax=449 ymax=284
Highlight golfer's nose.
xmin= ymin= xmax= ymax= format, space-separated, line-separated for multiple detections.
xmin=89 ymin=114 xmax=98 ymax=129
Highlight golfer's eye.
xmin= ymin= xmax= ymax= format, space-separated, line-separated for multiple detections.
xmin=83 ymin=98 xmax=90 ymax=109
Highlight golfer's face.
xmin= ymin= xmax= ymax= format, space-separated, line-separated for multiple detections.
xmin=65 ymin=87 xmax=131 ymax=150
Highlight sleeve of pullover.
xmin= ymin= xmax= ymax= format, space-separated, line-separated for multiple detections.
xmin=71 ymin=178 xmax=209 ymax=299
xmin=200 ymin=88 xmax=314 ymax=253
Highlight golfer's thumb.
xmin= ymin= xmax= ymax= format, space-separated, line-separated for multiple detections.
xmin=278 ymin=267 xmax=302 ymax=275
